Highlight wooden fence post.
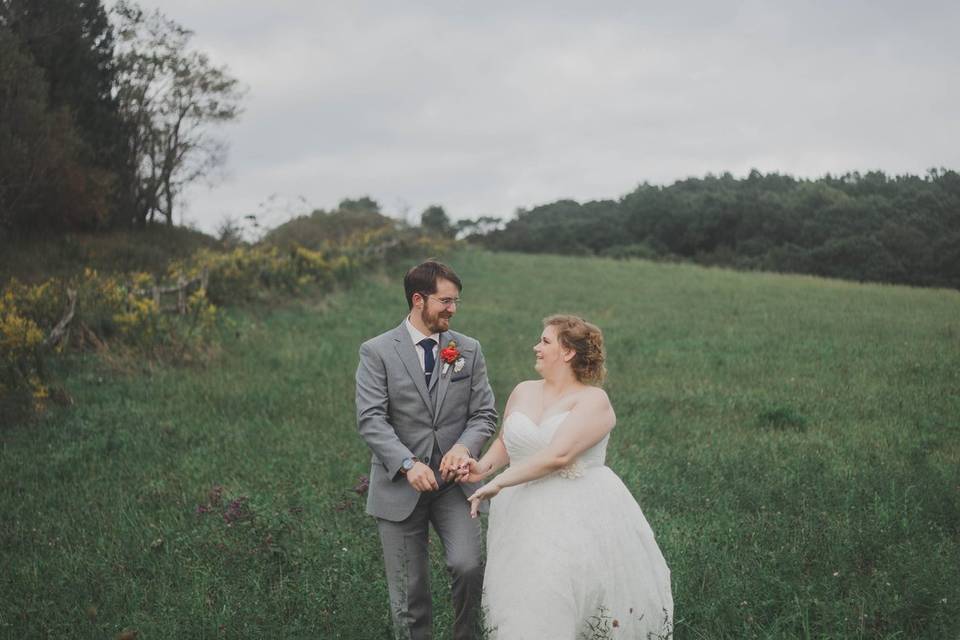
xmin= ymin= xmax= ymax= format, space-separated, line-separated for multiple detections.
xmin=177 ymin=276 xmax=187 ymax=314
xmin=42 ymin=289 xmax=78 ymax=350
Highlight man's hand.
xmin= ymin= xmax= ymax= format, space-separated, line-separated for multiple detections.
xmin=439 ymin=444 xmax=471 ymax=482
xmin=405 ymin=462 xmax=439 ymax=492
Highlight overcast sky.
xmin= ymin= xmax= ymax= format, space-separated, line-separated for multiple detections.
xmin=131 ymin=1 xmax=960 ymax=234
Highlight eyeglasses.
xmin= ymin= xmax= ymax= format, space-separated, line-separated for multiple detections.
xmin=425 ymin=295 xmax=461 ymax=308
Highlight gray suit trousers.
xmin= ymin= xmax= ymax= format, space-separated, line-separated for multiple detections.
xmin=376 ymin=484 xmax=483 ymax=640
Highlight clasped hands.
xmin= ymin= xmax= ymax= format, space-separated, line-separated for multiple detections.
xmin=405 ymin=444 xmax=479 ymax=492
xmin=405 ymin=445 xmax=499 ymax=516
xmin=450 ymin=451 xmax=501 ymax=519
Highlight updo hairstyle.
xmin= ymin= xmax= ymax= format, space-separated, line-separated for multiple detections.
xmin=543 ymin=314 xmax=607 ymax=385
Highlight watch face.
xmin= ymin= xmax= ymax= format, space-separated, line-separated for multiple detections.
xmin=403 ymin=458 xmax=414 ymax=470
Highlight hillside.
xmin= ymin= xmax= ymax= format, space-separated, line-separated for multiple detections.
xmin=0 ymin=226 xmax=222 ymax=284
xmin=2 ymin=250 xmax=958 ymax=638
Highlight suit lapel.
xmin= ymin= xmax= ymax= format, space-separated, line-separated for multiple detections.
xmin=393 ymin=324 xmax=433 ymax=414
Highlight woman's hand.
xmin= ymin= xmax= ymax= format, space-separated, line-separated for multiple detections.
xmin=468 ymin=482 xmax=501 ymax=518
xmin=455 ymin=458 xmax=489 ymax=484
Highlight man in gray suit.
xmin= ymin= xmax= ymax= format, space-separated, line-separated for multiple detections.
xmin=356 ymin=260 xmax=497 ymax=640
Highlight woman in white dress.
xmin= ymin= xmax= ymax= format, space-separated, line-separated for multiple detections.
xmin=459 ymin=315 xmax=673 ymax=639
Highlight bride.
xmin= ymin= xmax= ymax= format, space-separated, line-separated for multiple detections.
xmin=459 ymin=315 xmax=673 ymax=639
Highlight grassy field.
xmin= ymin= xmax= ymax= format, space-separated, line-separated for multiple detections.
xmin=2 ymin=249 xmax=959 ymax=639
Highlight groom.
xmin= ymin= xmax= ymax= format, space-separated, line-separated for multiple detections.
xmin=356 ymin=260 xmax=497 ymax=640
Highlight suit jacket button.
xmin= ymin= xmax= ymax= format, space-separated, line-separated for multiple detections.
xmin=424 ymin=456 xmax=431 ymax=464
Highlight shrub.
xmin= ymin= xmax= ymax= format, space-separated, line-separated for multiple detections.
xmin=1 ymin=224 xmax=454 ymax=423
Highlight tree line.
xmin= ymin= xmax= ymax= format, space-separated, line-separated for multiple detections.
xmin=477 ymin=169 xmax=960 ymax=289
xmin=0 ymin=0 xmax=242 ymax=235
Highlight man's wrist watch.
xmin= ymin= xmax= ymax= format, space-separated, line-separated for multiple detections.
xmin=401 ymin=457 xmax=418 ymax=474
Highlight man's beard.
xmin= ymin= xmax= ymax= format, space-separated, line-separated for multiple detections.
xmin=421 ymin=307 xmax=451 ymax=334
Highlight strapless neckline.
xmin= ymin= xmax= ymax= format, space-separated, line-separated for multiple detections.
xmin=507 ymin=410 xmax=571 ymax=429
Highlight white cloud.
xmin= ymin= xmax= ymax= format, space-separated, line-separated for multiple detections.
xmin=128 ymin=1 xmax=960 ymax=233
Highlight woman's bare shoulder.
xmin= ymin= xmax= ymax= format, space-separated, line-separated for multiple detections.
xmin=510 ymin=379 xmax=542 ymax=397
xmin=573 ymin=385 xmax=612 ymax=410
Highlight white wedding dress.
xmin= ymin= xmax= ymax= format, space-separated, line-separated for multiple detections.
xmin=483 ymin=411 xmax=673 ymax=639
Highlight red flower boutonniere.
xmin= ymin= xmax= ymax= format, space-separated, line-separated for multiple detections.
xmin=440 ymin=340 xmax=465 ymax=375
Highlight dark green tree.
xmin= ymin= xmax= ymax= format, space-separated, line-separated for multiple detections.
xmin=1 ymin=0 xmax=125 ymax=229
xmin=421 ymin=205 xmax=453 ymax=237
xmin=338 ymin=196 xmax=381 ymax=213
xmin=454 ymin=216 xmax=501 ymax=240
xmin=479 ymin=169 xmax=960 ymax=289
xmin=0 ymin=26 xmax=80 ymax=232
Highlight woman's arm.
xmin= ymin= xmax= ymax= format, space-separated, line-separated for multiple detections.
xmin=456 ymin=380 xmax=530 ymax=483
xmin=468 ymin=388 xmax=614 ymax=515
xmin=457 ymin=437 xmax=509 ymax=483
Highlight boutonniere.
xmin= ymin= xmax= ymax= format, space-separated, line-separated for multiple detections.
xmin=440 ymin=340 xmax=465 ymax=375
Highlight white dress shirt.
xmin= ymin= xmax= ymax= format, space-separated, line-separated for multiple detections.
xmin=405 ymin=316 xmax=439 ymax=373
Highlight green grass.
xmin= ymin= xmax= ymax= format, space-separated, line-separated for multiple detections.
xmin=2 ymin=249 xmax=959 ymax=639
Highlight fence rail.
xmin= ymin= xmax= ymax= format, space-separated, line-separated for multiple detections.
xmin=41 ymin=269 xmax=209 ymax=349
xmin=149 ymin=268 xmax=208 ymax=315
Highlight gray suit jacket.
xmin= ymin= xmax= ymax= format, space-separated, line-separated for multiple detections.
xmin=356 ymin=322 xmax=498 ymax=521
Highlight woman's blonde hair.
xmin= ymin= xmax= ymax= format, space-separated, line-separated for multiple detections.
xmin=543 ymin=314 xmax=606 ymax=385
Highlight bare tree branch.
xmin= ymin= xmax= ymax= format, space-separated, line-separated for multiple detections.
xmin=112 ymin=0 xmax=244 ymax=227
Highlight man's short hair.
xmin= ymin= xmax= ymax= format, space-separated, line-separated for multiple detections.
xmin=404 ymin=260 xmax=462 ymax=309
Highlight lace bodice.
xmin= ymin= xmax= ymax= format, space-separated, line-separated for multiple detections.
xmin=502 ymin=411 xmax=609 ymax=477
